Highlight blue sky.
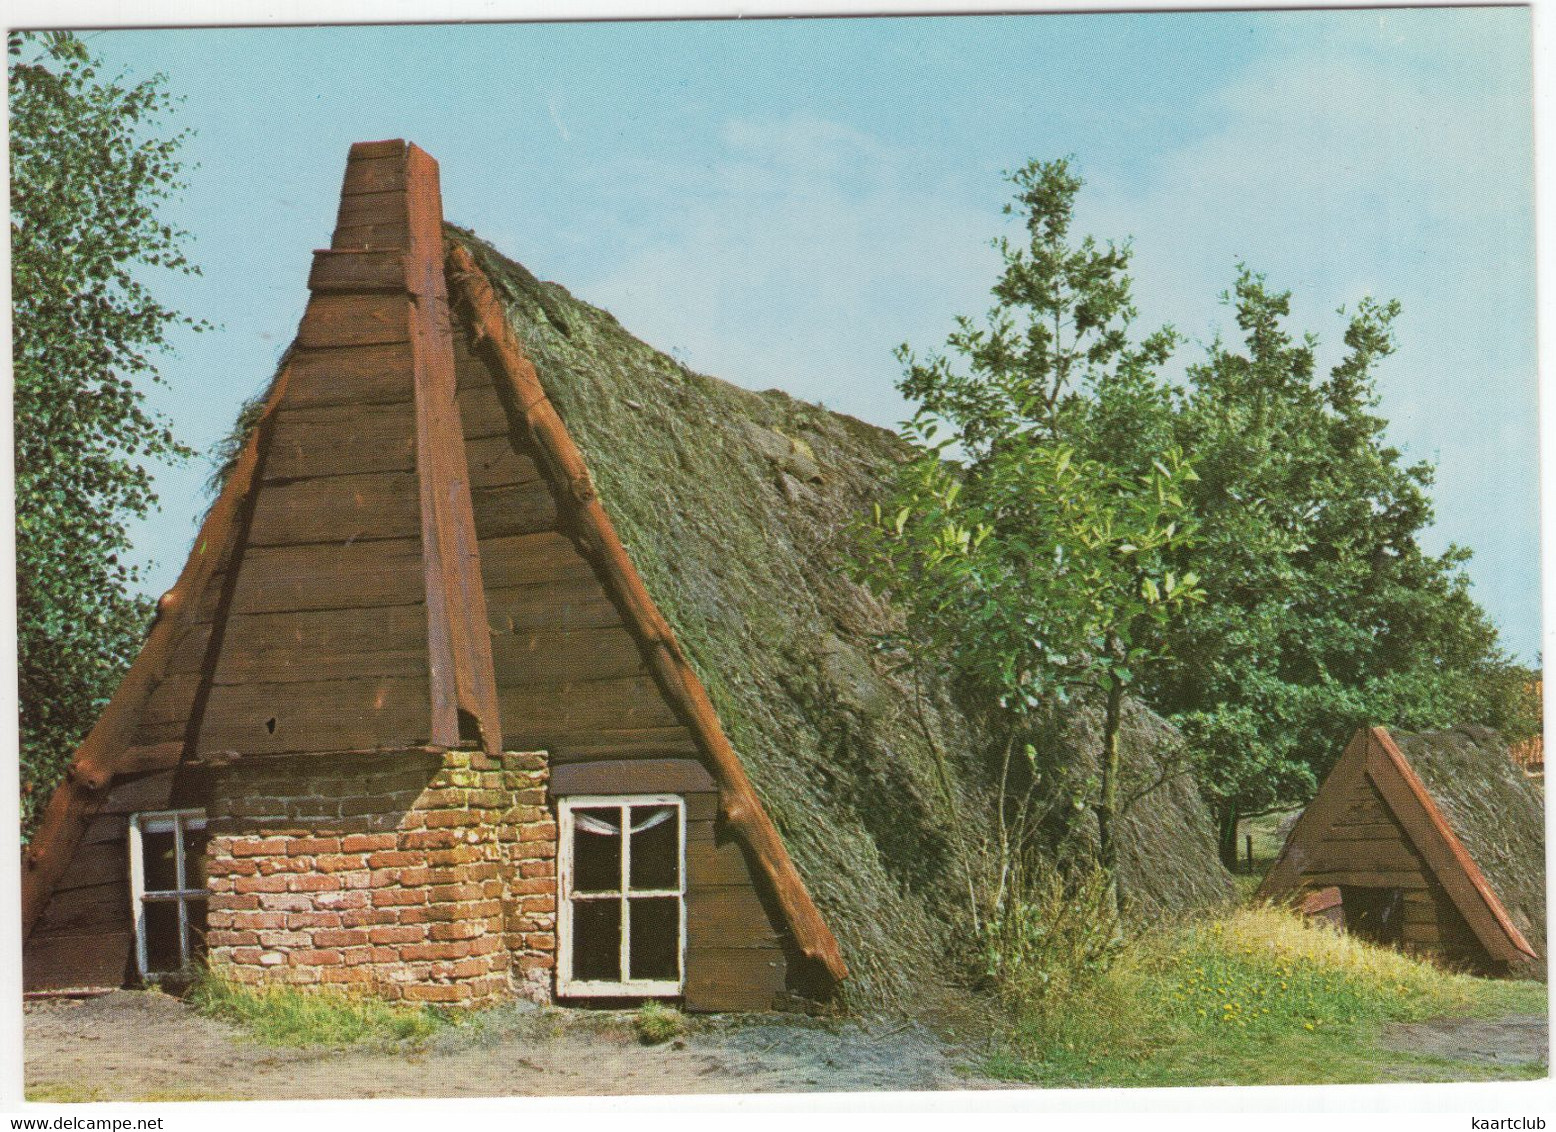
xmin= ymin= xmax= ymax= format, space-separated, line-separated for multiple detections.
xmin=76 ymin=9 xmax=1540 ymax=660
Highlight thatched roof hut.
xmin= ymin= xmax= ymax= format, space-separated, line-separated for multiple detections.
xmin=1260 ymin=725 xmax=1544 ymax=976
xmin=22 ymin=139 xmax=1234 ymax=1013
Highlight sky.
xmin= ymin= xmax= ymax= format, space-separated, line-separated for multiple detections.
xmin=55 ymin=7 xmax=1541 ymax=661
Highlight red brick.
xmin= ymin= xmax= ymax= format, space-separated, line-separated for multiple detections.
xmin=341 ymin=833 xmax=397 ymax=852
xmin=518 ymin=822 xmax=558 ymax=843
xmin=231 ymin=838 xmax=289 ymax=858
xmin=287 ymin=837 xmax=341 ymax=856
xmin=372 ymin=887 xmax=427 ymax=907
xmin=367 ymin=850 xmax=421 ymax=868
xmin=285 ymin=911 xmax=342 ymax=929
xmin=289 ymin=874 xmax=342 ymax=893
xmin=429 ymin=920 xmax=483 ymax=942
xmin=291 ymin=949 xmax=343 ymax=966
xmin=403 ymin=830 xmax=461 ymax=850
xmin=235 ymin=875 xmax=289 ymax=894
xmin=313 ymin=928 xmax=370 ymax=948
xmin=369 ymin=925 xmax=428 ymax=945
xmin=399 ymin=941 xmax=471 ymax=961
xmin=401 ymin=984 xmax=468 ymax=1003
xmin=315 ymin=853 xmax=369 ymax=873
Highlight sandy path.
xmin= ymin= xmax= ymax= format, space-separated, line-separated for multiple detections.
xmin=24 ymin=991 xmax=1008 ymax=1100
xmin=1378 ymin=1014 xmax=1548 ymax=1068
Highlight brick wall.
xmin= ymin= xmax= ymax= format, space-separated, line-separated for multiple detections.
xmin=201 ymin=749 xmax=555 ymax=1006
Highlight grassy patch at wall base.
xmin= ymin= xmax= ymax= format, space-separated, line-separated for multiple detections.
xmin=188 ymin=971 xmax=459 ymax=1048
xmin=986 ymin=907 xmax=1547 ymax=1087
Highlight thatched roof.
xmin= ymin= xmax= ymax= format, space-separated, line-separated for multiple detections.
xmin=1391 ymin=725 xmax=1546 ymax=961
xmin=449 ymin=225 xmax=1235 ymax=1008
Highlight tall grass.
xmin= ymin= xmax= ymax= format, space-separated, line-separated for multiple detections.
xmin=987 ymin=905 xmax=1547 ymax=1087
xmin=188 ymin=970 xmax=456 ymax=1048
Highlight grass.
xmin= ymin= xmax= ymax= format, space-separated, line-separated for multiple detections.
xmin=633 ymin=1001 xmax=688 ymax=1044
xmin=187 ymin=970 xmax=461 ymax=1049
xmin=984 ymin=906 xmax=1548 ymax=1088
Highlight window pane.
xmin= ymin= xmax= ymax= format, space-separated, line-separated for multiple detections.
xmin=571 ymin=808 xmax=622 ymax=893
xmin=144 ymin=901 xmax=182 ymax=974
xmin=629 ymin=806 xmax=679 ymax=891
xmin=142 ymin=830 xmax=179 ymax=893
xmin=184 ymin=829 xmax=211 ymax=890
xmin=628 ymin=897 xmax=680 ymax=981
xmin=185 ymin=898 xmax=209 ymax=963
xmin=572 ymin=898 xmax=622 ymax=982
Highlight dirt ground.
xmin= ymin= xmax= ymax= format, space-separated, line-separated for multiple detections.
xmin=23 ymin=990 xmax=1011 ymax=1100
xmin=1379 ymin=1015 xmax=1549 ymax=1068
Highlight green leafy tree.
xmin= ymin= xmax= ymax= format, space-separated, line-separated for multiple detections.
xmin=1152 ymin=270 xmax=1523 ymax=865
xmin=11 ymin=31 xmax=200 ymax=837
xmin=854 ymin=159 xmax=1202 ymax=917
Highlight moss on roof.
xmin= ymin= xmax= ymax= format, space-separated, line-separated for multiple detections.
xmin=446 ymin=225 xmax=1234 ymax=1009
xmin=1391 ymin=725 xmax=1546 ymax=962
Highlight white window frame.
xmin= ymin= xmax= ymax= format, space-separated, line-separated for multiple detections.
xmin=556 ymin=794 xmax=686 ymax=998
xmin=128 ymin=809 xmax=209 ymax=980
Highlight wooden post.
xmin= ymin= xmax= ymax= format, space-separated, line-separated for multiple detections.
xmin=1245 ymin=833 xmax=1254 ymax=875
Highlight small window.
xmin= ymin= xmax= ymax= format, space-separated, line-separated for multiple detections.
xmin=129 ymin=810 xmax=209 ymax=980
xmin=557 ymin=795 xmax=685 ymax=997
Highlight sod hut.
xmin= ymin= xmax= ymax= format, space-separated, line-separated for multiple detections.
xmin=22 ymin=139 xmax=1233 ymax=1011
xmin=1259 ymin=725 xmax=1544 ymax=975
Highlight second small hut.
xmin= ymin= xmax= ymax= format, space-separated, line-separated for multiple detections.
xmin=1259 ymin=725 xmax=1544 ymax=975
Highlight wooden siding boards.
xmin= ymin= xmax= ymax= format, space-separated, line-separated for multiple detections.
xmin=1258 ymin=725 xmax=1538 ymax=971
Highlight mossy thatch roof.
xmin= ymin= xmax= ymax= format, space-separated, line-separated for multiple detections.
xmin=449 ymin=225 xmax=1235 ymax=1009
xmin=1391 ymin=725 xmax=1546 ymax=962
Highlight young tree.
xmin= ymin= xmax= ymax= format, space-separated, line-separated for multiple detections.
xmin=11 ymin=32 xmax=200 ymax=837
xmin=854 ymin=159 xmax=1202 ymax=916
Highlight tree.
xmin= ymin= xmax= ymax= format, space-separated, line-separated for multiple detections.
xmin=1151 ymin=270 xmax=1524 ymax=865
xmin=11 ymin=32 xmax=200 ymax=837
xmin=853 ymin=159 xmax=1202 ymax=917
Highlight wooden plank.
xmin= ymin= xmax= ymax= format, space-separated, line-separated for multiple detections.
xmin=341 ymin=154 xmax=406 ymax=196
xmin=463 ymin=433 xmax=543 ymax=491
xmin=478 ymin=531 xmax=595 ymax=590
xmin=471 ymin=480 xmax=560 ymax=540
xmin=497 ymin=675 xmax=683 ymax=736
xmin=24 ymin=929 xmax=133 ymax=992
xmin=137 ymin=674 xmax=205 ymax=730
xmin=264 ymin=403 xmax=417 ymax=482
xmin=550 ymin=759 xmax=716 ymax=797
xmin=80 ymin=814 xmax=129 ymax=847
xmin=100 ymin=771 xmax=175 ymax=816
xmin=284 ymin=343 xmax=415 ymax=409
xmin=195 ymin=675 xmax=431 ymax=758
xmin=213 ymin=604 xmax=428 ymax=684
xmin=229 ymin=539 xmax=426 ymax=615
xmin=162 ymin=622 xmax=215 ymax=679
xmin=683 ymin=947 xmax=785 ymax=1013
xmin=336 ymin=189 xmax=408 ymax=229
xmin=331 ymin=221 xmax=409 ymax=251
xmin=247 ymin=471 xmax=422 ymax=547
xmin=456 ymin=381 xmax=512 ymax=440
xmin=686 ymin=885 xmax=783 ymax=950
xmin=489 ymin=626 xmax=646 ymax=686
xmin=308 ymin=250 xmax=406 ymax=293
xmin=1301 ymin=869 xmax=1431 ymax=890
xmin=37 ymin=883 xmax=131 ymax=933
xmin=1258 ymin=730 xmax=1373 ymax=900
xmin=688 ymin=837 xmax=758 ymax=887
xmin=544 ymin=728 xmax=703 ymax=762
xmin=297 ymin=294 xmax=410 ymax=349
xmin=1325 ymin=821 xmax=1403 ymax=842
xmin=685 ymin=794 xmax=718 ymax=823
xmin=1309 ymin=837 xmax=1425 ymax=876
xmin=485 ymin=579 xmax=624 ymax=633
xmin=53 ymin=842 xmax=128 ymax=892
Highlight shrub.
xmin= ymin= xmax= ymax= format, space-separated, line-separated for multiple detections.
xmin=633 ymin=1000 xmax=687 ymax=1045
xmin=979 ymin=865 xmax=1125 ymax=1011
